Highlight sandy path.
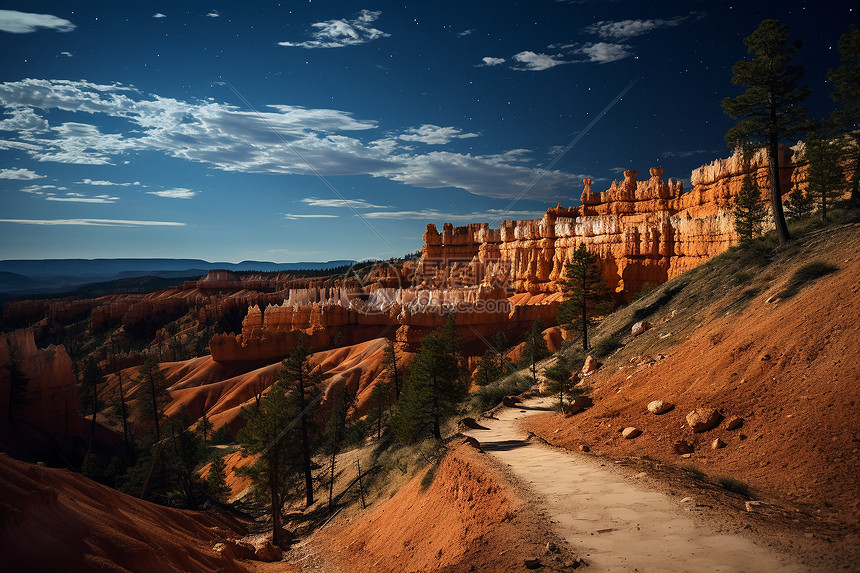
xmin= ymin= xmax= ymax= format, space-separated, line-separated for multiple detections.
xmin=465 ymin=398 xmax=806 ymax=573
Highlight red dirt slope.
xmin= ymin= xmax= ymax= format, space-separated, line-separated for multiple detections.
xmin=0 ymin=453 xmax=250 ymax=573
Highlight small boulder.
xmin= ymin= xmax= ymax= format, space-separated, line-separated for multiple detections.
xmin=674 ymin=440 xmax=695 ymax=454
xmin=253 ymin=539 xmax=283 ymax=562
xmin=632 ymin=321 xmax=652 ymax=336
xmin=622 ymin=427 xmax=642 ymax=439
xmin=647 ymin=400 xmax=674 ymax=415
xmin=458 ymin=417 xmax=488 ymax=430
xmin=711 ymin=438 xmax=726 ymax=450
xmin=725 ymin=416 xmax=744 ymax=431
xmin=686 ymin=407 xmax=723 ymax=433
xmin=581 ymin=355 xmax=601 ymax=375
xmin=461 ymin=436 xmax=482 ymax=450
xmin=501 ymin=395 xmax=521 ymax=407
xmin=568 ymin=395 xmax=594 ymax=415
xmin=579 ymin=444 xmax=590 ymax=453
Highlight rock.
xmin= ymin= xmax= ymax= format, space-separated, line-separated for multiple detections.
xmin=674 ymin=440 xmax=695 ymax=454
xmin=458 ymin=417 xmax=488 ymax=430
xmin=524 ymin=557 xmax=542 ymax=569
xmin=253 ymin=539 xmax=283 ymax=562
xmin=568 ymin=395 xmax=593 ymax=415
xmin=461 ymin=436 xmax=482 ymax=450
xmin=622 ymin=427 xmax=642 ymax=439
xmin=545 ymin=541 xmax=559 ymax=554
xmin=579 ymin=444 xmax=590 ymax=453
xmin=686 ymin=407 xmax=723 ymax=433
xmin=712 ymin=438 xmax=726 ymax=449
xmin=647 ymin=400 xmax=674 ymax=415
xmin=725 ymin=416 xmax=744 ymax=430
xmin=581 ymin=355 xmax=601 ymax=375
xmin=632 ymin=321 xmax=652 ymax=336
xmin=745 ymin=500 xmax=764 ymax=512
xmin=680 ymin=497 xmax=694 ymax=504
xmin=501 ymin=395 xmax=521 ymax=407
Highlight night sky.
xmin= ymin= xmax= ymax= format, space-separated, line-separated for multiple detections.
xmin=0 ymin=1 xmax=856 ymax=263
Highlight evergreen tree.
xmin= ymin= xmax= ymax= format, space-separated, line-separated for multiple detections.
xmin=474 ymin=349 xmax=502 ymax=387
xmin=785 ymin=182 xmax=814 ymax=220
xmin=522 ymin=318 xmax=551 ymax=383
xmin=206 ymin=450 xmax=231 ymax=502
xmin=137 ymin=355 xmax=170 ymax=441
xmin=368 ymin=379 xmax=391 ymax=440
xmin=733 ymin=175 xmax=768 ymax=242
xmin=112 ymin=368 xmax=133 ymax=453
xmin=544 ymin=357 xmax=580 ymax=414
xmin=323 ymin=384 xmax=355 ymax=511
xmin=80 ymin=357 xmax=106 ymax=451
xmin=391 ymin=316 xmax=468 ymax=442
xmin=237 ymin=381 xmax=302 ymax=546
xmin=827 ymin=25 xmax=860 ymax=204
xmin=491 ymin=331 xmax=511 ymax=374
xmin=198 ymin=411 xmax=213 ymax=443
xmin=557 ymin=244 xmax=609 ymax=351
xmin=383 ymin=339 xmax=401 ymax=399
xmin=166 ymin=408 xmax=204 ymax=507
xmin=278 ymin=344 xmax=323 ymax=508
xmin=5 ymin=343 xmax=29 ymax=425
xmin=806 ymin=130 xmax=846 ymax=221
xmin=722 ymin=19 xmax=812 ymax=245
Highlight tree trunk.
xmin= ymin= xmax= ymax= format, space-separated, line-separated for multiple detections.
xmin=769 ymin=130 xmax=791 ymax=245
xmin=432 ymin=374 xmax=441 ymax=440
xmin=298 ymin=373 xmax=314 ymax=508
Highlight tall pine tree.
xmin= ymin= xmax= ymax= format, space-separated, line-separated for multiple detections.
xmin=522 ymin=318 xmax=551 ymax=383
xmin=827 ymin=25 xmax=860 ymax=205
xmin=557 ymin=244 xmax=609 ymax=351
xmin=722 ymin=19 xmax=812 ymax=245
xmin=733 ymin=175 xmax=768 ymax=242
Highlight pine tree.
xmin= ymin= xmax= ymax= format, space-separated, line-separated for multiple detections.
xmin=785 ymin=182 xmax=814 ymax=220
xmin=324 ymin=384 xmax=355 ymax=511
xmin=137 ymin=355 xmax=170 ymax=441
xmin=206 ymin=450 xmax=231 ymax=502
xmin=165 ymin=408 xmax=204 ymax=507
xmin=557 ymin=244 xmax=609 ymax=352
xmin=278 ymin=344 xmax=323 ymax=508
xmin=368 ymin=379 xmax=391 ymax=440
xmin=112 ymin=368 xmax=133 ymax=452
xmin=391 ymin=316 xmax=468 ymax=442
xmin=491 ymin=331 xmax=511 ymax=374
xmin=734 ymin=175 xmax=768 ymax=242
xmin=806 ymin=130 xmax=846 ymax=221
xmin=522 ymin=318 xmax=551 ymax=383
xmin=198 ymin=411 xmax=213 ymax=443
xmin=237 ymin=381 xmax=302 ymax=546
xmin=722 ymin=19 xmax=812 ymax=245
xmin=474 ymin=349 xmax=501 ymax=387
xmin=544 ymin=357 xmax=579 ymax=414
xmin=828 ymin=25 xmax=860 ymax=204
xmin=80 ymin=357 xmax=106 ymax=451
xmin=383 ymin=339 xmax=401 ymax=399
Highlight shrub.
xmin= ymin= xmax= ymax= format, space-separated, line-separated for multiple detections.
xmin=471 ymin=375 xmax=532 ymax=412
xmin=717 ymin=476 xmax=751 ymax=497
xmin=777 ymin=261 xmax=838 ymax=299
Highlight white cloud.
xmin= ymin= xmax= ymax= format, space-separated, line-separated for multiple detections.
xmin=511 ymin=51 xmax=567 ymax=71
xmin=47 ymin=194 xmax=119 ymax=203
xmin=0 ymin=78 xmax=582 ymax=200
xmin=577 ymin=42 xmax=631 ymax=64
xmin=300 ymin=197 xmax=386 ymax=209
xmin=398 ymin=125 xmax=479 ymax=145
xmin=479 ymin=56 xmax=506 ymax=67
xmin=458 ymin=29 xmax=474 ymax=37
xmin=283 ymin=213 xmax=339 ymax=220
xmin=0 ymin=218 xmax=184 ymax=226
xmin=0 ymin=10 xmax=76 ymax=34
xmin=59 ymin=51 xmax=72 ymax=58
xmin=0 ymin=167 xmax=45 ymax=180
xmin=278 ymin=9 xmax=389 ymax=49
xmin=206 ymin=11 xmax=220 ymax=18
xmin=20 ymin=183 xmax=60 ymax=195
xmin=583 ymin=13 xmax=704 ymax=40
xmin=153 ymin=13 xmax=166 ymax=19
xmin=147 ymin=187 xmax=197 ymax=199
xmin=363 ymin=208 xmax=547 ymax=221
xmin=78 ymin=178 xmax=139 ymax=186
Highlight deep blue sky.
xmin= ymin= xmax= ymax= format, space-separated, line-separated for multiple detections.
xmin=0 ymin=1 xmax=855 ymax=263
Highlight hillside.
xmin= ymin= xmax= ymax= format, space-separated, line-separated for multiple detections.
xmin=522 ymin=221 xmax=860 ymax=569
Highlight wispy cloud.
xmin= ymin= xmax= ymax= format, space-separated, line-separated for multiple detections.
xmin=662 ymin=149 xmax=713 ymax=158
xmin=153 ymin=13 xmax=166 ymax=19
xmin=583 ymin=12 xmax=704 ymax=40
xmin=0 ymin=10 xmax=76 ymax=34
xmin=206 ymin=11 xmax=220 ymax=18
xmin=479 ymin=56 xmax=506 ymax=67
xmin=78 ymin=178 xmax=140 ymax=186
xmin=576 ymin=42 xmax=631 ymax=64
xmin=511 ymin=51 xmax=568 ymax=71
xmin=398 ymin=125 xmax=479 ymax=145
xmin=0 ymin=167 xmax=44 ymax=180
xmin=59 ymin=51 xmax=72 ymax=58
xmin=457 ymin=29 xmax=474 ymax=37
xmin=0 ymin=78 xmax=581 ymax=200
xmin=300 ymin=197 xmax=385 ymax=209
xmin=278 ymin=9 xmax=389 ymax=49
xmin=283 ymin=213 xmax=339 ymax=220
xmin=0 ymin=218 xmax=184 ymax=227
xmin=46 ymin=193 xmax=119 ymax=203
xmin=147 ymin=187 xmax=197 ymax=199
xmin=363 ymin=208 xmax=547 ymax=221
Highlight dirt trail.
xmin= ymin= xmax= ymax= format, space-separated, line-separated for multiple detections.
xmin=465 ymin=398 xmax=806 ymax=573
